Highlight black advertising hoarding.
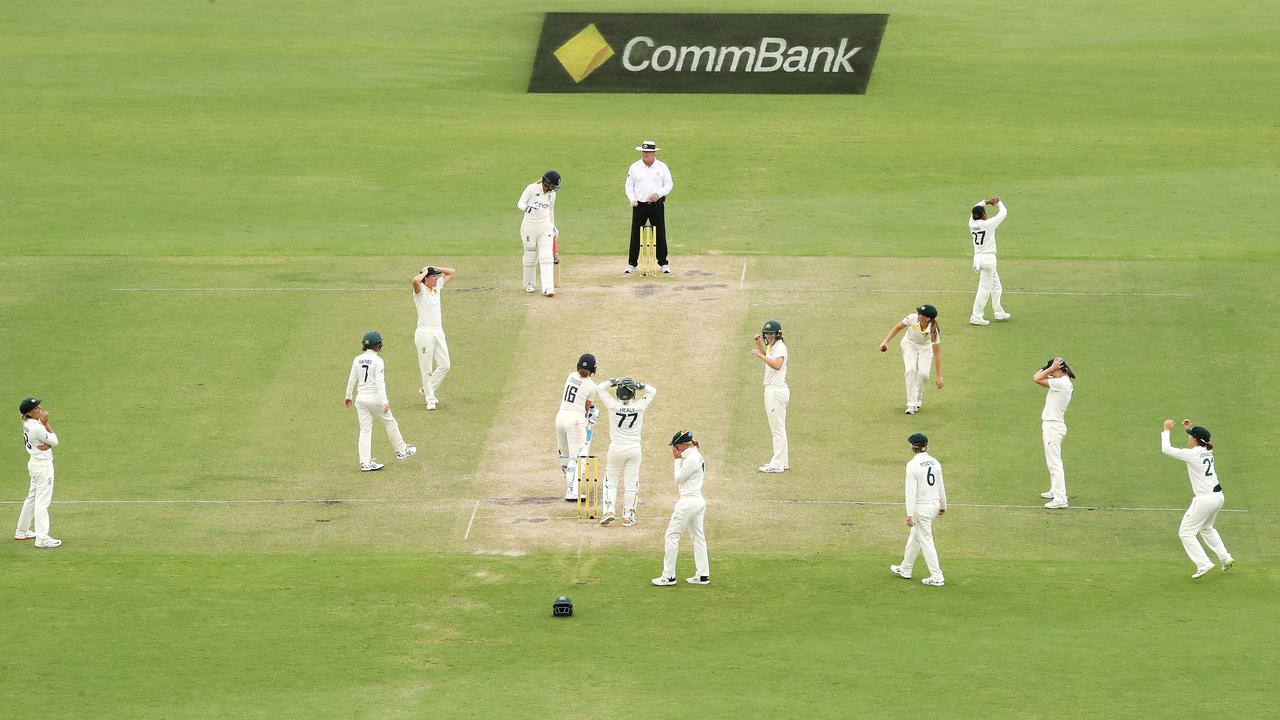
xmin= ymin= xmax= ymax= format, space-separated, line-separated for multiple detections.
xmin=528 ymin=13 xmax=889 ymax=94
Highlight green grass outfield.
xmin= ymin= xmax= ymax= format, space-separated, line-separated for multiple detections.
xmin=2 ymin=1 xmax=1278 ymax=718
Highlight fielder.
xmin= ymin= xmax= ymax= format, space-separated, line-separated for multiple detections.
xmin=890 ymin=433 xmax=947 ymax=586
xmin=343 ymin=331 xmax=416 ymax=471
xmin=14 ymin=397 xmax=61 ymax=548
xmin=968 ymin=196 xmax=1011 ymax=325
xmin=517 ymin=171 xmax=561 ymax=297
xmin=595 ymin=377 xmax=658 ymax=527
xmin=556 ymin=353 xmax=600 ymax=501
xmin=880 ymin=304 xmax=943 ymax=415
xmin=752 ymin=320 xmax=789 ymax=473
xmin=1162 ymin=418 xmax=1235 ymax=579
xmin=1034 ymin=357 xmax=1075 ymax=509
xmin=652 ymin=429 xmax=710 ymax=586
xmin=411 ymin=264 xmax=455 ymax=411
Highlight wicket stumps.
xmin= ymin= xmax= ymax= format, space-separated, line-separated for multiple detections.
xmin=576 ymin=455 xmax=600 ymax=519
xmin=639 ymin=224 xmax=659 ymax=277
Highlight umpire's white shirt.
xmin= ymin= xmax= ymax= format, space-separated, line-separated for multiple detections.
xmin=625 ymin=159 xmax=674 ymax=203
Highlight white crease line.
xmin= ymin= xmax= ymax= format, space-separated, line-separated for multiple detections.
xmin=463 ymin=499 xmax=480 ymax=541
xmin=752 ymin=288 xmax=1195 ymax=298
xmin=771 ymin=499 xmax=1247 ymax=513
xmin=739 ymin=261 xmax=747 ymax=289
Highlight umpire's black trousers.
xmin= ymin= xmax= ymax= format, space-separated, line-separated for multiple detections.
xmin=629 ymin=199 xmax=668 ymax=267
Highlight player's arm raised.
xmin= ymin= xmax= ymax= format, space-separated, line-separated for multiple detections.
xmin=1033 ymin=357 xmax=1062 ymax=387
xmin=412 ymin=267 xmax=427 ymax=293
xmin=880 ymin=321 xmax=907 ymax=352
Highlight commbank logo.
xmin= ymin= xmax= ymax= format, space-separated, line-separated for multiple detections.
xmin=529 ymin=13 xmax=888 ymax=95
xmin=553 ymin=23 xmax=615 ymax=83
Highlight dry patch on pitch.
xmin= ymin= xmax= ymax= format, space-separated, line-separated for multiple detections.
xmin=458 ymin=255 xmax=747 ymax=554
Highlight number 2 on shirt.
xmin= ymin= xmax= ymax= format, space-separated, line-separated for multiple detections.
xmin=1203 ymin=457 xmax=1214 ymax=476
xmin=971 ymin=230 xmax=986 ymax=246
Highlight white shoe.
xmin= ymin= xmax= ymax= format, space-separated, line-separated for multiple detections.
xmin=426 ymin=400 xmax=438 ymax=411
xmin=599 ymin=512 xmax=615 ymax=526
xmin=1040 ymin=491 xmax=1054 ymax=499
xmin=651 ymin=576 xmax=677 ymax=587
xmin=396 ymin=446 xmax=417 ymax=460
xmin=686 ymin=575 xmax=710 ymax=585
xmin=889 ymin=564 xmax=911 ymax=580
xmin=1044 ymin=499 xmax=1069 ymax=509
xmin=624 ymin=266 xmax=635 ymax=275
xmin=543 ymin=289 xmax=554 ymax=297
xmin=921 ymin=576 xmax=945 ymax=586
xmin=34 ymin=537 xmax=62 ymax=549
xmin=905 ymin=406 xmax=917 ymax=415
xmin=660 ymin=265 xmax=671 ymax=274
xmin=1191 ymin=565 xmax=1214 ymax=579
xmin=14 ymin=531 xmax=36 ymax=541
xmin=524 ymin=284 xmax=535 ymax=293
xmin=994 ymin=311 xmax=1012 ymax=320
xmin=969 ymin=316 xmax=990 ymax=326
xmin=564 ymin=492 xmax=578 ymax=502
xmin=360 ymin=461 xmax=385 ymax=472
xmin=758 ymin=465 xmax=785 ymax=473
xmin=621 ymin=515 xmax=637 ymax=527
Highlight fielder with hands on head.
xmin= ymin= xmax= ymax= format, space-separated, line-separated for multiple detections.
xmin=517 ymin=171 xmax=561 ymax=296
xmin=556 ymin=354 xmax=601 ymax=501
xmin=890 ymin=433 xmax=946 ymax=586
xmin=411 ymin=264 xmax=455 ymax=411
xmin=880 ymin=304 xmax=943 ymax=415
xmin=1161 ymin=418 xmax=1235 ymax=579
xmin=1034 ymin=357 xmax=1075 ymax=508
xmin=14 ymin=397 xmax=61 ymax=548
xmin=752 ymin=320 xmax=789 ymax=473
xmin=344 ymin=331 xmax=416 ymax=472
xmin=595 ymin=377 xmax=657 ymax=527
xmin=624 ymin=140 xmax=674 ymax=274
xmin=652 ymin=429 xmax=710 ymax=587
xmin=968 ymin=196 xmax=1010 ymax=325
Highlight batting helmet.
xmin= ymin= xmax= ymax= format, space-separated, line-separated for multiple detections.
xmin=761 ymin=320 xmax=782 ymax=334
xmin=543 ymin=170 xmax=561 ymax=189
xmin=577 ymin=353 xmax=597 ymax=374
xmin=552 ymin=595 xmax=573 ymax=617
xmin=617 ymin=381 xmax=636 ymax=402
xmin=362 ymin=330 xmax=383 ymax=349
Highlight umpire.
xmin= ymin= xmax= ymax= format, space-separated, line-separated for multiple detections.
xmin=624 ymin=139 xmax=674 ymax=274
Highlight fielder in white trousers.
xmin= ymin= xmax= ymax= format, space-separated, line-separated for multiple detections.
xmin=971 ymin=254 xmax=1006 ymax=321
xmin=900 ymin=502 xmax=943 ymax=580
xmin=17 ymin=462 xmax=55 ymax=543
xmin=414 ymin=326 xmax=450 ymax=406
xmin=654 ymin=435 xmax=710 ymax=585
xmin=902 ymin=344 xmax=932 ymax=411
xmin=764 ymin=386 xmax=790 ymax=470
xmin=355 ymin=397 xmax=408 ymax=465
xmin=1162 ymin=421 xmax=1234 ymax=577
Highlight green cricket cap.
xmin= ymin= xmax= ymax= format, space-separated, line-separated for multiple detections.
xmin=670 ymin=429 xmax=695 ymax=446
xmin=916 ymin=304 xmax=938 ymax=319
xmin=908 ymin=433 xmax=929 ymax=446
xmin=1186 ymin=426 xmax=1211 ymax=442
xmin=18 ymin=397 xmax=41 ymax=415
xmin=362 ymin=330 xmax=383 ymax=347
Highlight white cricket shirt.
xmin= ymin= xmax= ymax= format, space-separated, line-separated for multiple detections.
xmin=1161 ymin=431 xmax=1220 ymax=496
xmin=412 ymin=276 xmax=446 ymax=329
xmin=968 ymin=200 xmax=1007 ymax=255
xmin=559 ymin=372 xmax=599 ymax=413
xmin=900 ymin=313 xmax=941 ymax=348
xmin=625 ymin=158 xmax=674 ymax=203
xmin=517 ymin=182 xmax=556 ymax=227
xmin=763 ymin=340 xmax=788 ymax=386
xmin=905 ymin=452 xmax=946 ymax=516
xmin=22 ymin=418 xmax=57 ymax=464
xmin=597 ymin=385 xmax=657 ymax=449
xmin=345 ymin=350 xmax=388 ymax=404
xmin=673 ymin=446 xmax=705 ymax=498
xmin=1041 ymin=376 xmax=1073 ymax=422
